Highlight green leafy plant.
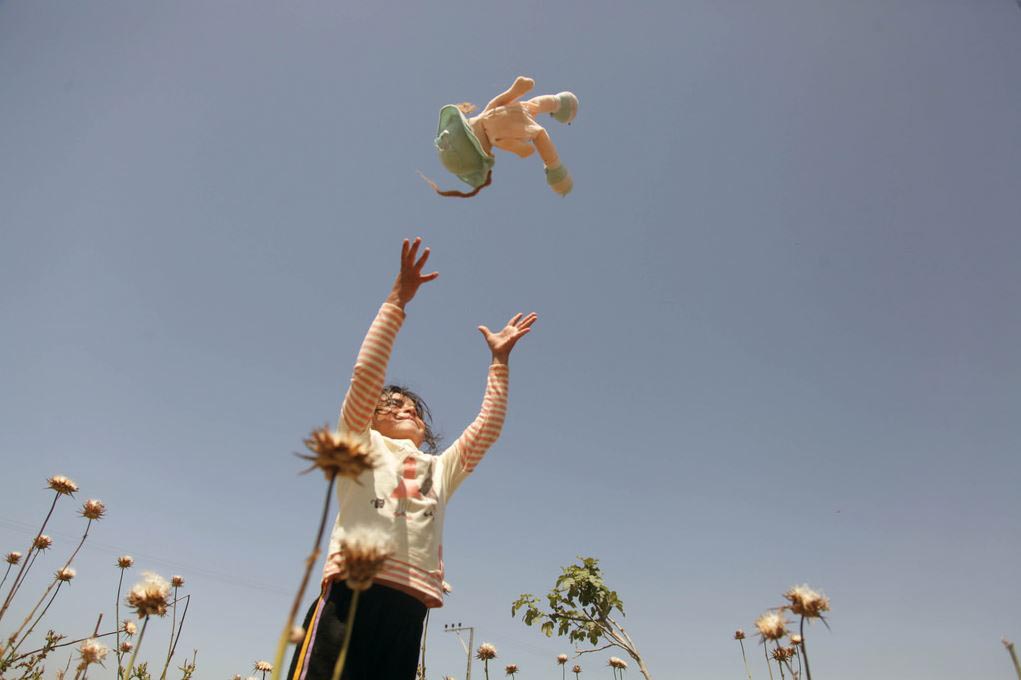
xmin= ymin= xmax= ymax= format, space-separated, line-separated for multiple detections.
xmin=512 ymin=557 xmax=652 ymax=680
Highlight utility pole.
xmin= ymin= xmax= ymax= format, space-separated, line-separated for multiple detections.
xmin=443 ymin=623 xmax=475 ymax=680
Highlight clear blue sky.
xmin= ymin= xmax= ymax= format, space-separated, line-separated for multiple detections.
xmin=2 ymin=1 xmax=1020 ymax=678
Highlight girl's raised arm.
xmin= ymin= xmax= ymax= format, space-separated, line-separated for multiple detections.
xmin=440 ymin=312 xmax=537 ymax=492
xmin=338 ymin=238 xmax=438 ymax=436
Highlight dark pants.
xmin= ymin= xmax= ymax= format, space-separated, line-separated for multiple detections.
xmin=287 ymin=582 xmax=427 ymax=680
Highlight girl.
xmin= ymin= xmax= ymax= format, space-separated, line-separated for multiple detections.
xmin=288 ymin=237 xmax=536 ymax=679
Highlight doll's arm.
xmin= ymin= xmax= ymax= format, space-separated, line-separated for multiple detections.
xmin=483 ymin=76 xmax=535 ymax=112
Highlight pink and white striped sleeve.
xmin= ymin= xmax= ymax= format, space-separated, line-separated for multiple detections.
xmin=338 ymin=303 xmax=405 ymax=437
xmin=440 ymin=363 xmax=509 ymax=494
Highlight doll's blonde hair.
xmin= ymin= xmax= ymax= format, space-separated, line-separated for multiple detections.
xmin=456 ymin=102 xmax=477 ymax=115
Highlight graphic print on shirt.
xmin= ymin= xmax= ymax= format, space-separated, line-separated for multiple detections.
xmin=391 ymin=456 xmax=436 ymax=518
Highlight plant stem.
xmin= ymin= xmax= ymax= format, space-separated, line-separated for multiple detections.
xmin=14 ymin=629 xmax=118 ymax=661
xmin=0 ymin=493 xmax=60 ymax=623
xmin=123 ymin=616 xmax=149 ymax=680
xmin=115 ymin=568 xmax=126 ymax=677
xmin=774 ymin=644 xmax=786 ymax=680
xmin=799 ymin=617 xmax=812 ymax=680
xmin=1004 ymin=639 xmax=1021 ymax=680
xmin=9 ymin=517 xmax=95 ymax=651
xmin=0 ymin=563 xmax=12 ymax=594
xmin=330 ymin=588 xmax=360 ymax=680
xmin=167 ymin=594 xmax=191 ymax=666
xmin=158 ymin=586 xmax=179 ymax=680
xmin=272 ymin=475 xmax=336 ymax=680
xmin=738 ymin=638 xmax=753 ymax=680
xmin=417 ymin=608 xmax=430 ymax=680
xmin=763 ymin=642 xmax=774 ymax=680
xmin=10 ymin=580 xmax=65 ymax=655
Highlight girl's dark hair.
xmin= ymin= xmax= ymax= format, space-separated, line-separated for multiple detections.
xmin=376 ymin=384 xmax=441 ymax=453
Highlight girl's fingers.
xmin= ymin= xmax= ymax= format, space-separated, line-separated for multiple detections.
xmin=420 ymin=271 xmax=440 ymax=282
xmin=407 ymin=238 xmax=421 ymax=263
xmin=518 ymin=313 xmax=537 ymax=328
xmin=415 ymin=247 xmax=431 ymax=271
xmin=507 ymin=312 xmax=524 ymax=326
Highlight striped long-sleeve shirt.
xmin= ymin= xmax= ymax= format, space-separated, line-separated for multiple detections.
xmin=322 ymin=302 xmax=509 ymax=607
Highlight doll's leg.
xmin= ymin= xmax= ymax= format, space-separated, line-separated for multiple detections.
xmin=524 ymin=95 xmax=561 ymax=116
xmin=526 ymin=92 xmax=578 ymax=124
xmin=483 ymin=76 xmax=535 ymax=112
xmin=533 ymin=130 xmax=572 ymax=196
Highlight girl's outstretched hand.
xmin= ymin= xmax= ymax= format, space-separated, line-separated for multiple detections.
xmin=479 ymin=312 xmax=537 ymax=365
xmin=387 ymin=237 xmax=439 ymax=309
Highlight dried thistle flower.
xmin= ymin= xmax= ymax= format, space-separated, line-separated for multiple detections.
xmin=608 ymin=657 xmax=628 ymax=669
xmin=505 ymin=663 xmax=519 ymax=675
xmin=123 ymin=619 xmax=137 ymax=636
xmin=34 ymin=535 xmax=53 ymax=550
xmin=254 ymin=660 xmax=272 ymax=672
xmin=118 ymin=555 xmax=134 ymax=568
xmin=783 ymin=584 xmax=830 ymax=618
xmin=171 ymin=575 xmax=185 ymax=588
xmin=789 ymin=633 xmax=803 ymax=645
xmin=557 ymin=654 xmax=568 ymax=664
xmin=289 ymin=626 xmax=305 ymax=644
xmin=734 ymin=629 xmax=745 ymax=640
xmin=81 ymin=499 xmax=106 ymax=520
xmin=299 ymin=427 xmax=378 ymax=481
xmin=127 ymin=571 xmax=171 ymax=617
xmin=476 ymin=642 xmax=497 ymax=660
xmin=48 ymin=475 xmax=78 ymax=496
xmin=340 ymin=527 xmax=394 ymax=591
xmin=755 ymin=610 xmax=788 ymax=641
xmin=120 ymin=641 xmax=134 ymax=653
xmin=56 ymin=567 xmax=76 ymax=582
xmin=78 ymin=638 xmax=108 ymax=666
xmin=572 ymin=664 xmax=582 ymax=674
xmin=232 ymin=675 xmax=242 ymax=680
xmin=5 ymin=551 xmax=21 ymax=565
xmin=771 ymin=647 xmax=795 ymax=662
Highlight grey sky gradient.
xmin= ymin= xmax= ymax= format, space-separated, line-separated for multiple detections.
xmin=2 ymin=1 xmax=1020 ymax=678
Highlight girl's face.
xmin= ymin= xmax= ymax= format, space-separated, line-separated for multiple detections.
xmin=372 ymin=392 xmax=426 ymax=447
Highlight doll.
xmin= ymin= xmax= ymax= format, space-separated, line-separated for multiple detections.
xmin=425 ymin=76 xmax=578 ymax=197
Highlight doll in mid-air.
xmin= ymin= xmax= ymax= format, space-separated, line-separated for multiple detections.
xmin=426 ymin=76 xmax=578 ymax=197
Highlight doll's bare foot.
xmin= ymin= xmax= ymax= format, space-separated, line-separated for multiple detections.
xmin=513 ymin=76 xmax=535 ymax=93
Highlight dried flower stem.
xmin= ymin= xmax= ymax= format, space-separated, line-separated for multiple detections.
xmin=166 ymin=594 xmax=191 ymax=670
xmin=158 ymin=585 xmax=180 ymax=680
xmin=419 ymin=609 xmax=430 ymax=680
xmin=0 ymin=493 xmax=60 ymax=623
xmin=0 ymin=563 xmax=13 ymax=594
xmin=9 ymin=518 xmax=95 ymax=651
xmin=115 ymin=569 xmax=127 ymax=676
xmin=8 ymin=580 xmax=65 ymax=654
xmin=1004 ymin=639 xmax=1021 ymax=680
xmin=271 ymin=475 xmax=336 ymax=680
xmin=762 ymin=642 xmax=774 ymax=680
xmin=123 ymin=616 xmax=150 ymax=680
xmin=798 ymin=617 xmax=812 ymax=680
xmin=330 ymin=589 xmax=361 ymax=680
xmin=738 ymin=638 xmax=752 ymax=680
xmin=14 ymin=630 xmax=119 ymax=661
